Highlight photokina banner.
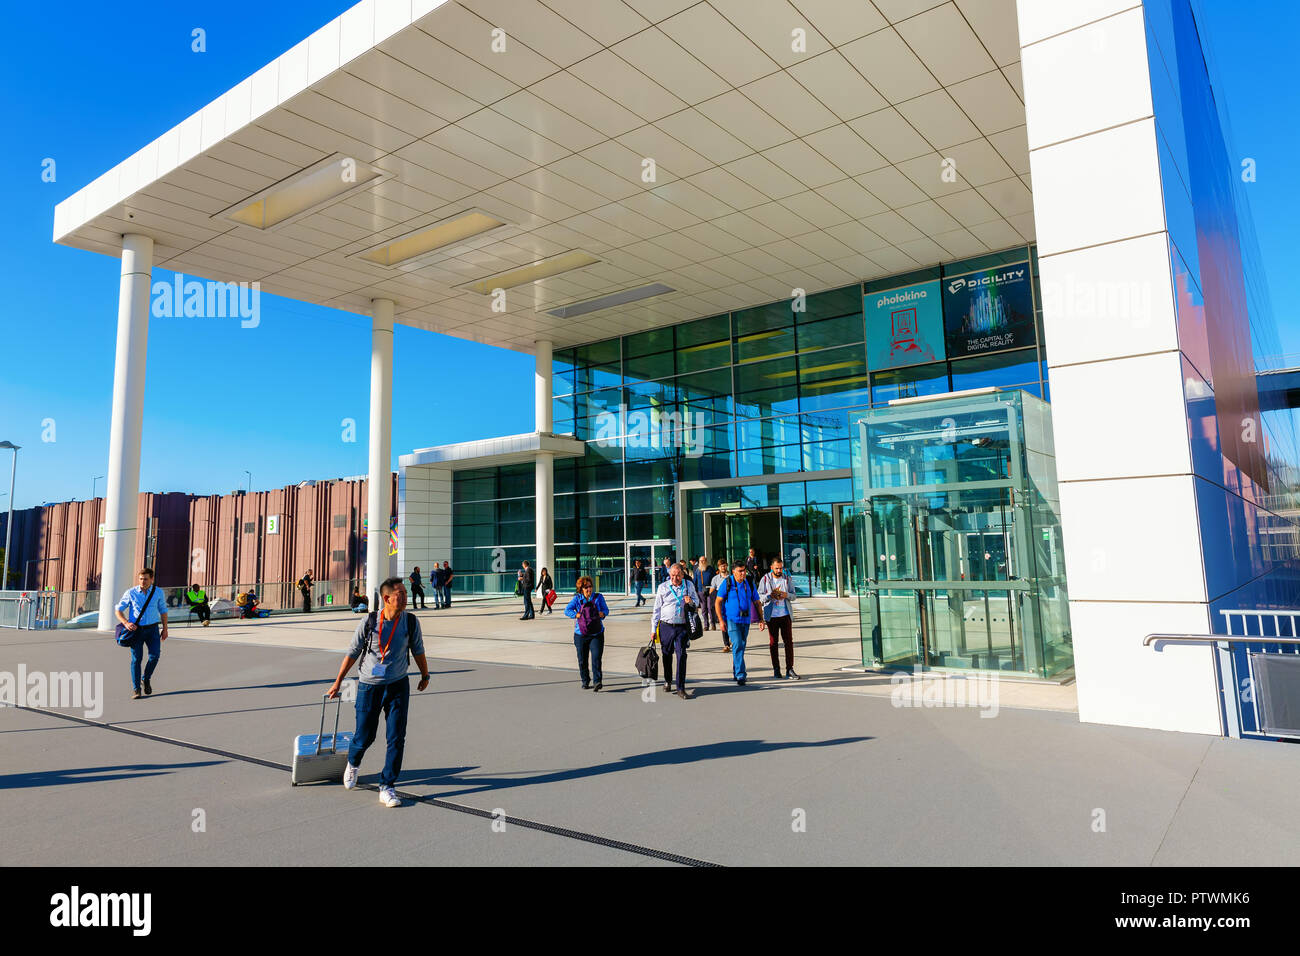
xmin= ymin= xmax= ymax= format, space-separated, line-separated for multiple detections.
xmin=864 ymin=280 xmax=946 ymax=370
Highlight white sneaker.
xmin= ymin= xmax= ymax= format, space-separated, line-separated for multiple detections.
xmin=379 ymin=786 xmax=400 ymax=808
xmin=343 ymin=763 xmax=358 ymax=790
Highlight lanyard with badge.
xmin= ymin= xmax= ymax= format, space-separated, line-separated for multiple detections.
xmin=370 ymin=616 xmax=397 ymax=679
xmin=669 ymin=583 xmax=685 ymax=619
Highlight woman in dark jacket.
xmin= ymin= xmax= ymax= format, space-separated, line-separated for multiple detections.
xmin=537 ymin=567 xmax=555 ymax=614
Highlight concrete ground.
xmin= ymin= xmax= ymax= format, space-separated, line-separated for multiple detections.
xmin=3 ymin=598 xmax=1297 ymax=866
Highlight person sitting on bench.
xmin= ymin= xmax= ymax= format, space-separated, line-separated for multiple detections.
xmin=185 ymin=583 xmax=211 ymax=626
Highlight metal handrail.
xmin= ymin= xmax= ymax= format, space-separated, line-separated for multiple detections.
xmin=1144 ymin=633 xmax=1300 ymax=646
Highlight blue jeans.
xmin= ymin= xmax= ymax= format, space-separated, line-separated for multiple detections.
xmin=634 ymin=582 xmax=645 ymax=606
xmin=726 ymin=619 xmax=750 ymax=680
xmin=128 ymin=624 xmax=162 ymax=690
xmin=574 ymin=631 xmax=605 ymax=685
xmin=443 ymin=585 xmax=451 ymax=607
xmin=348 ymin=677 xmax=411 ymax=787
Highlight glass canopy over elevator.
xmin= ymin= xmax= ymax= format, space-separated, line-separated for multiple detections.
xmin=852 ymin=389 xmax=1073 ymax=679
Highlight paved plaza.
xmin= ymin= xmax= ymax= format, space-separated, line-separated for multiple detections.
xmin=3 ymin=599 xmax=1297 ymax=866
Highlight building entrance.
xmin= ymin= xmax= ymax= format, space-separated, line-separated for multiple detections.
xmin=625 ymin=540 xmax=675 ymax=596
xmin=703 ymin=509 xmax=782 ymax=569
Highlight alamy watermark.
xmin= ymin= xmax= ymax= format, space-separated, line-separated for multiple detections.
xmin=0 ymin=665 xmax=104 ymax=719
xmin=889 ymin=665 xmax=1000 ymax=718
xmin=50 ymin=886 xmax=150 ymax=936
xmin=593 ymin=404 xmax=705 ymax=458
xmin=151 ymin=272 xmax=260 ymax=328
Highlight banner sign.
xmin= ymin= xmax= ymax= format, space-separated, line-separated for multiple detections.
xmin=864 ymin=280 xmax=945 ymax=370
xmin=942 ymin=263 xmax=1035 ymax=357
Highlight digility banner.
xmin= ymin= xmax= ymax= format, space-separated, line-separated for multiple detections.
xmin=942 ymin=263 xmax=1035 ymax=357
xmin=864 ymin=279 xmax=946 ymax=370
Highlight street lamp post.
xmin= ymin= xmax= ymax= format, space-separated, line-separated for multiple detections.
xmin=92 ymin=475 xmax=104 ymax=500
xmin=1 ymin=442 xmax=19 ymax=591
xmin=244 ymin=470 xmax=252 ymax=495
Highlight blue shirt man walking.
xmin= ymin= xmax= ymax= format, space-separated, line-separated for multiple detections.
xmin=114 ymin=567 xmax=169 ymax=700
xmin=715 ymin=558 xmax=766 ymax=686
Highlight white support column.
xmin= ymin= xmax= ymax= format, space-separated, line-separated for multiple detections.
xmin=534 ymin=339 xmax=554 ymax=576
xmin=1019 ymin=0 xmax=1219 ymax=733
xmin=366 ymin=298 xmax=394 ymax=604
xmin=98 ymin=234 xmax=153 ymax=632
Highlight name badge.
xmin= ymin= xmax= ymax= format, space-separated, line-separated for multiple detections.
xmin=370 ymin=661 xmax=389 ymax=679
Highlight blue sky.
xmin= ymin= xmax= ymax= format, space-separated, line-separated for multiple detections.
xmin=1 ymin=0 xmax=1296 ymax=509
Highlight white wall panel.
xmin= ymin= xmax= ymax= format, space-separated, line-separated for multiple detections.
xmin=1028 ymin=117 xmax=1165 ymax=255
xmin=1038 ymin=232 xmax=1177 ymax=365
xmin=1015 ymin=0 xmax=1140 ymax=45
xmin=1058 ymin=475 xmax=1207 ymax=604
xmin=1050 ymin=352 xmax=1192 ymax=482
xmin=1071 ymin=601 xmax=1220 ymax=734
xmin=1021 ymin=6 xmax=1152 ymax=149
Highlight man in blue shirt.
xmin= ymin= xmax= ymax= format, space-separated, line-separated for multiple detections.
xmin=715 ymin=558 xmax=766 ymax=686
xmin=651 ymin=561 xmax=700 ymax=699
xmin=114 ymin=567 xmax=169 ymax=700
xmin=327 ymin=576 xmax=430 ymax=808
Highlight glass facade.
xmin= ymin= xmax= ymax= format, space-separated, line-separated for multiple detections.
xmin=456 ymin=245 xmax=1059 ymax=639
xmin=853 ymin=390 xmax=1072 ymax=678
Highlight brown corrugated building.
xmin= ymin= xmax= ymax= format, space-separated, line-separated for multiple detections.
xmin=1 ymin=475 xmax=395 ymax=613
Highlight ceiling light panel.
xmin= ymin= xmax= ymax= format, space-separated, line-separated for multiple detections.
xmin=225 ymin=155 xmax=384 ymax=230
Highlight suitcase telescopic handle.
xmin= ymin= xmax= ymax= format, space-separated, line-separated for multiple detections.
xmin=317 ymin=693 xmax=343 ymax=755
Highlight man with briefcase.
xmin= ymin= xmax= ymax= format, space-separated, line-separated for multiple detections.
xmin=326 ymin=576 xmax=430 ymax=808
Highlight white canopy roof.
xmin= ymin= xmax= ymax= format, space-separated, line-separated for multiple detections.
xmin=54 ymin=0 xmax=1031 ymax=354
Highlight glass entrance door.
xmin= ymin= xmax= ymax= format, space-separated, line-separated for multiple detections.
xmin=626 ymin=540 xmax=675 ymax=596
xmin=834 ymin=504 xmax=860 ymax=597
xmin=703 ymin=509 xmax=783 ymax=567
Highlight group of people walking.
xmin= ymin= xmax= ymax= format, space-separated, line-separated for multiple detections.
xmin=407 ymin=563 xmax=454 ymax=610
xmin=529 ymin=552 xmax=802 ymax=700
xmin=109 ymin=550 xmax=803 ymax=808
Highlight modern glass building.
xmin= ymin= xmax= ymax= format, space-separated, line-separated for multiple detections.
xmin=448 ymin=243 xmax=1059 ymax=676
xmin=56 ymin=0 xmax=1300 ymax=736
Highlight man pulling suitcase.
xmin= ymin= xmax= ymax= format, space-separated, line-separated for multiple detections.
xmin=326 ymin=576 xmax=430 ymax=808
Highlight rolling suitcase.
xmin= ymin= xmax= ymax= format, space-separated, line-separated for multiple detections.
xmin=291 ymin=694 xmax=354 ymax=785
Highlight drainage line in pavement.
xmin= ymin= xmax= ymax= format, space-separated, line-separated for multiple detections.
xmin=13 ymin=704 xmax=722 ymax=868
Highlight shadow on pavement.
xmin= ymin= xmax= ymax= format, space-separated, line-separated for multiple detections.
xmin=0 ymin=759 xmax=226 ymax=790
xmin=415 ymin=736 xmax=872 ymax=798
